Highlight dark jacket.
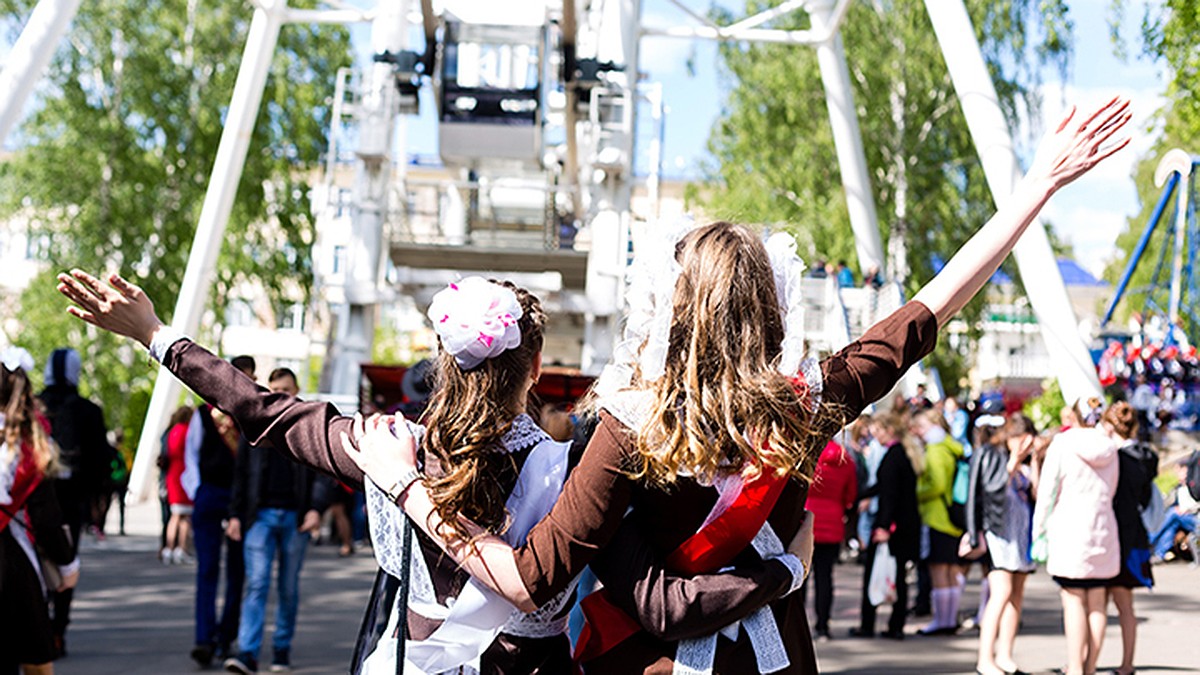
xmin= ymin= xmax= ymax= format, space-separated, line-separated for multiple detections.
xmin=966 ymin=443 xmax=1012 ymax=547
xmin=865 ymin=442 xmax=920 ymax=561
xmin=38 ymin=385 xmax=109 ymax=486
xmin=195 ymin=405 xmax=236 ymax=491
xmin=1113 ymin=441 xmax=1158 ymax=556
xmin=1 ymin=479 xmax=76 ymax=588
xmin=229 ymin=438 xmax=331 ymax=526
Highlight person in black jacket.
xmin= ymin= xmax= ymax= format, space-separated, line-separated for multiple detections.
xmin=187 ymin=356 xmax=255 ymax=668
xmin=37 ymin=347 xmax=108 ymax=656
xmin=222 ymin=368 xmax=331 ymax=675
xmin=1 ymin=350 xmax=80 ymax=674
xmin=852 ymin=412 xmax=921 ymax=639
xmin=961 ymin=413 xmax=1040 ymax=675
xmin=1103 ymin=402 xmax=1157 ymax=675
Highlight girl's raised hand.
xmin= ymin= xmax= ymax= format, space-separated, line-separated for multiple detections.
xmin=57 ymin=270 xmax=163 ymax=347
xmin=1026 ymin=96 xmax=1132 ymax=191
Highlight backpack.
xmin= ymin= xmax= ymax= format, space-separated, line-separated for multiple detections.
xmin=1186 ymin=450 xmax=1200 ymax=502
xmin=947 ymin=456 xmax=971 ymax=531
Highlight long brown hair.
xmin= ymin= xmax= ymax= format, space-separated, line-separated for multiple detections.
xmin=635 ymin=221 xmax=838 ymax=486
xmin=421 ymin=281 xmax=546 ymax=541
xmin=2 ymin=364 xmax=55 ymax=474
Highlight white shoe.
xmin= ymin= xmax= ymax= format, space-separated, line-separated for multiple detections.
xmin=161 ymin=548 xmax=174 ymax=565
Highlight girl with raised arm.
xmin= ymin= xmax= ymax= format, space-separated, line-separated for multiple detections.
xmin=56 ymin=273 xmax=809 ymax=674
xmin=337 ymin=97 xmax=1131 ymax=673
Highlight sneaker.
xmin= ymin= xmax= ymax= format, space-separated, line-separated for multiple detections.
xmin=224 ymin=652 xmax=258 ymax=674
xmin=190 ymin=643 xmax=215 ymax=668
xmin=814 ymin=628 xmax=832 ymax=643
xmin=270 ymin=648 xmax=291 ymax=672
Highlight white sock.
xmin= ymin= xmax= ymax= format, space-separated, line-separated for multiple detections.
xmin=926 ymin=589 xmax=949 ymax=630
xmin=947 ymin=585 xmax=962 ymax=628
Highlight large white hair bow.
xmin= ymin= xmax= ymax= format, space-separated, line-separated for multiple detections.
xmin=594 ymin=219 xmax=815 ymax=406
xmin=1 ymin=347 xmax=34 ymax=373
xmin=427 ymin=277 xmax=524 ymax=370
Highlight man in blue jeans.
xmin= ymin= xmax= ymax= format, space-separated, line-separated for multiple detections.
xmin=223 ymin=368 xmax=330 ymax=674
xmin=185 ymin=355 xmax=257 ymax=667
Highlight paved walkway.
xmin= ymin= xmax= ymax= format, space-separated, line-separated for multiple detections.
xmin=54 ymin=501 xmax=1200 ymax=674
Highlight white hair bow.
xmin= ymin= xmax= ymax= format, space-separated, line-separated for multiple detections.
xmin=1 ymin=347 xmax=34 ymax=373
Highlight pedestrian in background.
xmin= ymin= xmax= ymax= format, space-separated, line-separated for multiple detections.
xmin=37 ymin=347 xmax=108 ymax=657
xmin=852 ymin=412 xmax=921 ymax=640
xmin=803 ymin=438 xmax=857 ymax=641
xmin=163 ymin=406 xmax=195 ymax=564
xmin=912 ymin=409 xmax=965 ymax=636
xmin=1104 ymin=402 xmax=1158 ymax=675
xmin=223 ymin=368 xmax=331 ymax=674
xmin=962 ymin=414 xmax=1039 ymax=675
xmin=1033 ymin=409 xmax=1121 ymax=675
xmin=185 ymin=356 xmax=255 ymax=668
xmin=1 ymin=348 xmax=80 ymax=674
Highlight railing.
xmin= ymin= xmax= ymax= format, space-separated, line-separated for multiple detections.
xmin=796 ymin=278 xmax=904 ymax=354
xmin=389 ymin=177 xmax=582 ymax=252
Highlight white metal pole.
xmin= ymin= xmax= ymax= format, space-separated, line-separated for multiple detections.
xmin=923 ymin=0 xmax=1103 ymax=405
xmin=0 ymin=0 xmax=83 ymax=145
xmin=1168 ymin=168 xmax=1191 ymax=324
xmin=324 ymin=0 xmax=407 ymax=400
xmin=807 ymin=0 xmax=886 ymax=277
xmin=129 ymin=0 xmax=287 ymax=501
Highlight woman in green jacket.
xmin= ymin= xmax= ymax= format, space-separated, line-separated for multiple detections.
xmin=913 ymin=408 xmax=966 ymax=636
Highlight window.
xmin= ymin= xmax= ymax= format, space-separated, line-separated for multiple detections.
xmin=332 ymin=245 xmax=346 ymax=275
xmin=276 ymin=303 xmax=305 ymax=331
xmin=224 ymin=299 xmax=255 ymax=327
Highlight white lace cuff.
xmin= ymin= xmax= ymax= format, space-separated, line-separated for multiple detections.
xmin=148 ymin=325 xmax=187 ymax=362
xmin=58 ymin=557 xmax=81 ymax=578
xmin=772 ymin=553 xmax=807 ymax=596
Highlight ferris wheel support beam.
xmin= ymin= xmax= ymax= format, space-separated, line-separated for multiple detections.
xmin=131 ymin=0 xmax=381 ymax=502
xmin=924 ymin=0 xmax=1103 ymax=405
xmin=0 ymin=0 xmax=82 ymax=145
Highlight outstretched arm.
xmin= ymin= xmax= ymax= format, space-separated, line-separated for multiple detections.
xmin=913 ymin=97 xmax=1131 ymax=327
xmin=56 ymin=270 xmax=365 ymax=488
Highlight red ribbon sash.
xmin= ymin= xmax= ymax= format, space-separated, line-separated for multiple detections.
xmin=573 ymin=469 xmax=788 ymax=665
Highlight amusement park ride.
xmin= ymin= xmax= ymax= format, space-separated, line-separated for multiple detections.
xmin=0 ymin=0 xmax=1110 ymax=500
xmin=1102 ymin=148 xmax=1200 ymax=348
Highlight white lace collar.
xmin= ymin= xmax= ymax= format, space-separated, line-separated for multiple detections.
xmin=499 ymin=413 xmax=549 ymax=454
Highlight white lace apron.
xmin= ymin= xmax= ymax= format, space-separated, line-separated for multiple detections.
xmin=361 ymin=415 xmax=577 ymax=675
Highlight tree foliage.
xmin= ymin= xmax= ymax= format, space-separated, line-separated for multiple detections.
xmin=698 ymin=0 xmax=1071 ymax=305
xmin=0 ymin=0 xmax=352 ymax=445
xmin=1104 ymin=1 xmax=1200 ymax=340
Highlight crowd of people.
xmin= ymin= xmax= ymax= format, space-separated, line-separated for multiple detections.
xmin=4 ymin=96 xmax=1153 ymax=675
xmin=799 ymin=389 xmax=1192 ymax=675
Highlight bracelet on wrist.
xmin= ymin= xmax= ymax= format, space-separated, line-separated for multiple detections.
xmin=385 ymin=468 xmax=423 ymax=503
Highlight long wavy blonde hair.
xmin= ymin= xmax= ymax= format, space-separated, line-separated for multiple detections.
xmin=2 ymin=364 xmax=56 ymax=475
xmin=634 ymin=221 xmax=840 ymax=486
xmin=421 ymin=281 xmax=546 ymax=541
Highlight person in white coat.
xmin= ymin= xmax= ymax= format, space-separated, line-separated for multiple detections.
xmin=1032 ymin=417 xmax=1120 ymax=675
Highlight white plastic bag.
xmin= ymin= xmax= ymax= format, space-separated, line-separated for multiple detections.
xmin=868 ymin=542 xmax=897 ymax=607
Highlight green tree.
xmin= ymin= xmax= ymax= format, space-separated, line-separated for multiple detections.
xmin=698 ymin=0 xmax=1071 ymax=380
xmin=0 ymin=0 xmax=352 ymax=446
xmin=1104 ymin=1 xmax=1200 ymax=341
